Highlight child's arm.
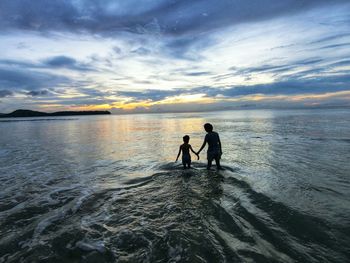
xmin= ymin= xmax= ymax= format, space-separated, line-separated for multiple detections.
xmin=196 ymin=137 xmax=207 ymax=155
xmin=190 ymin=145 xmax=199 ymax=160
xmin=175 ymin=145 xmax=182 ymax=162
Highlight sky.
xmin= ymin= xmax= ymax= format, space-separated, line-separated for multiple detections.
xmin=0 ymin=0 xmax=350 ymax=113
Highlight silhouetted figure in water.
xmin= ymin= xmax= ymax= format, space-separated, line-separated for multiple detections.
xmin=197 ymin=123 xmax=223 ymax=170
xmin=175 ymin=135 xmax=199 ymax=169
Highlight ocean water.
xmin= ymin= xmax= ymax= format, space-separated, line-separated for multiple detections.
xmin=0 ymin=109 xmax=349 ymax=263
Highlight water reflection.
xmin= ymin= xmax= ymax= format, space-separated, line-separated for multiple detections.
xmin=1 ymin=110 xmax=350 ymax=262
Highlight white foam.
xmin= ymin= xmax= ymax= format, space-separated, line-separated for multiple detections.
xmin=71 ymin=188 xmax=93 ymax=213
xmin=76 ymin=240 xmax=106 ymax=253
xmin=33 ymin=209 xmax=67 ymax=241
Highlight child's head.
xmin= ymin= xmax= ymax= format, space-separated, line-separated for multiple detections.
xmin=204 ymin=123 xmax=213 ymax=132
xmin=183 ymin=135 xmax=190 ymax=143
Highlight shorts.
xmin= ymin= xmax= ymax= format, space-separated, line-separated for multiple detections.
xmin=182 ymin=154 xmax=191 ymax=165
xmin=207 ymin=150 xmax=221 ymax=162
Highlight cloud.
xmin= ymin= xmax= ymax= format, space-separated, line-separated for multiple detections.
xmin=185 ymin=71 xmax=212 ymax=77
xmin=0 ymin=67 xmax=70 ymax=92
xmin=26 ymin=90 xmax=49 ymax=97
xmin=330 ymin=60 xmax=350 ymax=67
xmin=0 ymin=0 xmax=349 ymax=112
xmin=309 ymin=33 xmax=350 ymax=45
xmin=0 ymin=89 xmax=13 ymax=98
xmin=207 ymin=74 xmax=350 ymax=97
xmin=131 ymin=47 xmax=152 ymax=56
xmin=44 ymin=56 xmax=76 ymax=67
xmin=117 ymin=72 xmax=350 ymax=103
xmin=1 ymin=0 xmax=348 ymax=36
xmin=0 ymin=56 xmax=93 ymax=72
xmin=319 ymin=43 xmax=350 ymax=50
xmin=43 ymin=56 xmax=93 ymax=71
xmin=230 ymin=58 xmax=324 ymax=76
xmin=117 ymin=89 xmax=179 ymax=101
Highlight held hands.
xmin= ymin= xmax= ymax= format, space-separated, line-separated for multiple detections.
xmin=195 ymin=152 xmax=200 ymax=160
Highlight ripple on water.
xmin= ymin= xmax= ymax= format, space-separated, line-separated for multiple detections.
xmin=0 ymin=165 xmax=349 ymax=263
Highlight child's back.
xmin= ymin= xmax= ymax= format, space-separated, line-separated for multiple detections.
xmin=175 ymin=135 xmax=198 ymax=169
xmin=181 ymin=143 xmax=191 ymax=155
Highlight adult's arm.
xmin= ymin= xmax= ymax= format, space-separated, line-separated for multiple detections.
xmin=197 ymin=136 xmax=207 ymax=155
xmin=218 ymin=134 xmax=222 ymax=155
xmin=190 ymin=145 xmax=199 ymax=160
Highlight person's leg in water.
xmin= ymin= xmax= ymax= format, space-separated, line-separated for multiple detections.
xmin=187 ymin=159 xmax=191 ymax=169
xmin=215 ymin=156 xmax=223 ymax=170
xmin=207 ymin=159 xmax=212 ymax=170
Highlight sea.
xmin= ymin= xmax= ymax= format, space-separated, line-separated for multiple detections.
xmin=0 ymin=109 xmax=349 ymax=263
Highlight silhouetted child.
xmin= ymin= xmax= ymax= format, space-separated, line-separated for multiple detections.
xmin=175 ymin=135 xmax=199 ymax=169
xmin=197 ymin=123 xmax=223 ymax=170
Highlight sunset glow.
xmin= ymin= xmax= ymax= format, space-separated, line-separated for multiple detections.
xmin=0 ymin=1 xmax=349 ymax=113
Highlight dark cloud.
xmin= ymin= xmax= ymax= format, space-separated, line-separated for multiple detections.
xmin=118 ymin=89 xmax=179 ymax=101
xmin=217 ymin=57 xmax=347 ymax=84
xmin=0 ymin=1 xmax=349 ymax=111
xmin=230 ymin=58 xmax=324 ymax=76
xmin=184 ymin=71 xmax=212 ymax=76
xmin=43 ymin=56 xmax=93 ymax=71
xmin=163 ymin=35 xmax=214 ymax=60
xmin=118 ymin=73 xmax=350 ymax=102
xmin=79 ymin=88 xmax=112 ymax=98
xmin=112 ymin=46 xmax=122 ymax=54
xmin=309 ymin=33 xmax=350 ymax=44
xmin=319 ymin=43 xmax=350 ymax=50
xmin=0 ymin=59 xmax=40 ymax=69
xmin=131 ymin=47 xmax=152 ymax=56
xmin=44 ymin=56 xmax=76 ymax=67
xmin=0 ymin=67 xmax=70 ymax=91
xmin=51 ymin=97 xmax=116 ymax=107
xmin=330 ymin=60 xmax=350 ymax=67
xmin=198 ymin=74 xmax=350 ymax=97
xmin=0 ymin=57 xmax=93 ymax=72
xmin=0 ymin=0 xmax=348 ymax=36
xmin=26 ymin=90 xmax=49 ymax=97
xmin=0 ymin=89 xmax=13 ymax=98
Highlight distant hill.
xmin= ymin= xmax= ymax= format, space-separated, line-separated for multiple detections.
xmin=0 ymin=109 xmax=111 ymax=118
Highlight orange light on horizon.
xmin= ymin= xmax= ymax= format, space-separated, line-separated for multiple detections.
xmin=34 ymin=90 xmax=350 ymax=112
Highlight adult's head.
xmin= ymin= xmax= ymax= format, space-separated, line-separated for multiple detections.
xmin=204 ymin=123 xmax=213 ymax=132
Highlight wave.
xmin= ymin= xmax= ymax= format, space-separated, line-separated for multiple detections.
xmin=0 ymin=164 xmax=348 ymax=263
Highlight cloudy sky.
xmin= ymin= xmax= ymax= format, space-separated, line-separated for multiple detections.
xmin=0 ymin=0 xmax=350 ymax=113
